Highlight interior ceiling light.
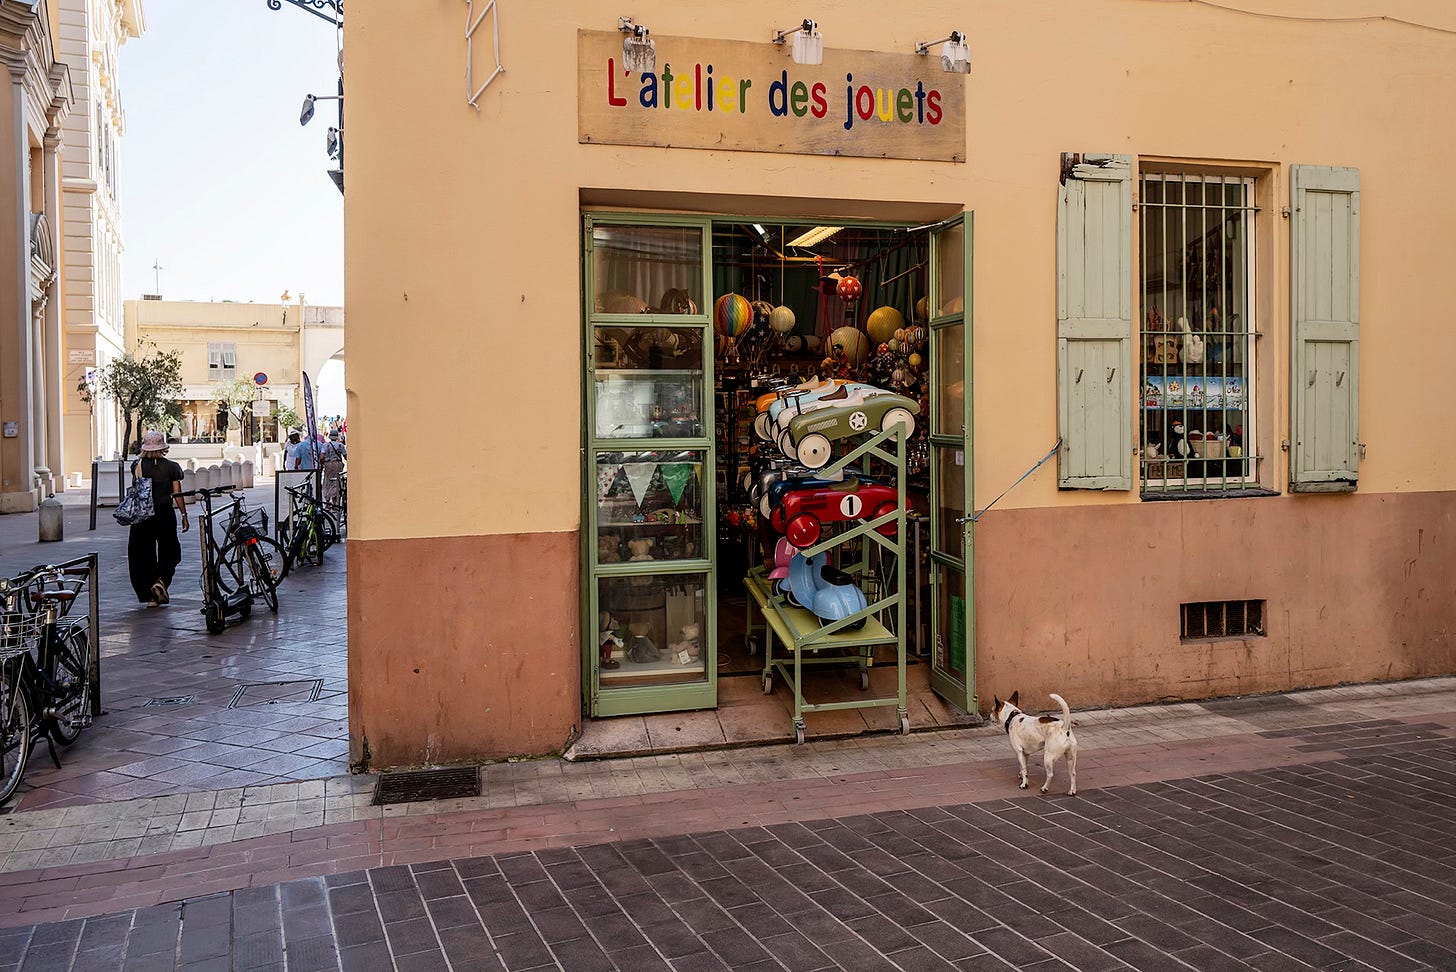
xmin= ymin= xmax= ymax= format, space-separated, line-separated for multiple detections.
xmin=618 ymin=16 xmax=656 ymax=74
xmin=786 ymin=225 xmax=843 ymax=249
xmin=772 ymin=18 xmax=823 ymax=66
xmin=915 ymin=30 xmax=970 ymax=74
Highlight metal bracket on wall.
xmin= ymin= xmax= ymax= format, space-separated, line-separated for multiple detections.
xmin=466 ymin=0 xmax=505 ymax=110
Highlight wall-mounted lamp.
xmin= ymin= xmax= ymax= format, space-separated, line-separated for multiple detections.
xmin=618 ymin=17 xmax=656 ymax=73
xmin=915 ymin=30 xmax=970 ymax=74
xmin=772 ymin=19 xmax=823 ymax=66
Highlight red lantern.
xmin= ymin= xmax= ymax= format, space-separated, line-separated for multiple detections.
xmin=835 ymin=276 xmax=863 ymax=302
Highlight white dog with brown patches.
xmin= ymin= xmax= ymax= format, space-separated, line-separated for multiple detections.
xmin=990 ymin=691 xmax=1078 ymax=795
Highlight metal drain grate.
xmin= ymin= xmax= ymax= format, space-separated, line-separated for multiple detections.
xmin=144 ymin=696 xmax=195 ymax=707
xmin=227 ymin=679 xmax=325 ymax=709
xmin=373 ymin=766 xmax=481 ymax=806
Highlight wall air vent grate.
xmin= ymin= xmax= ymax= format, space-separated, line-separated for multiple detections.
xmin=1182 ymin=600 xmax=1266 ymax=640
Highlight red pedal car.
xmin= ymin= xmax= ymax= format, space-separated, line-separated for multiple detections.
xmin=769 ymin=478 xmax=900 ymax=548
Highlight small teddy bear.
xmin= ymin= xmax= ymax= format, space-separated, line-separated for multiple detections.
xmin=627 ymin=538 xmax=654 ymax=562
xmin=668 ymin=622 xmax=702 ymax=663
xmin=598 ymin=533 xmax=622 ymax=564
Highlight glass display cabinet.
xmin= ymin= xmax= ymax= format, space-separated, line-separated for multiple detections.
xmin=583 ymin=217 xmax=716 ymax=716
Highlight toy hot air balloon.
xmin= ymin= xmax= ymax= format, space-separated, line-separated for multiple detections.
xmin=713 ymin=293 xmax=752 ymax=338
xmin=768 ymin=305 xmax=796 ymax=334
xmin=835 ymin=276 xmax=864 ymax=302
xmin=866 ymin=306 xmax=905 ymax=345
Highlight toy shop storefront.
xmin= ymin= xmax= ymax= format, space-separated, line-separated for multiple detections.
xmin=579 ymin=30 xmax=978 ymax=730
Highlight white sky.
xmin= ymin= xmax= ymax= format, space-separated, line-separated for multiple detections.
xmin=118 ymin=0 xmax=344 ymax=306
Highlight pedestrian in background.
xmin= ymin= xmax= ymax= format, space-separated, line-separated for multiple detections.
xmin=289 ymin=430 xmax=317 ymax=471
xmin=322 ymin=430 xmax=347 ymax=509
xmin=127 ymin=430 xmax=188 ymax=606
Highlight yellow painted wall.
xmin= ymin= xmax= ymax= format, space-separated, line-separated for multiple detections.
xmin=126 ymin=299 xmax=300 ymax=388
xmin=346 ymin=0 xmax=1456 ymax=542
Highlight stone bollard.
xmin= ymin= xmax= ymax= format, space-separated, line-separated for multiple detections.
xmin=69 ymin=471 xmax=82 ymax=488
xmin=180 ymin=469 xmax=196 ymax=502
xmin=231 ymin=461 xmax=243 ymax=488
xmin=241 ymin=460 xmax=254 ymax=488
xmin=195 ymin=467 xmax=212 ymax=491
xmin=39 ymin=497 xmax=64 ymax=542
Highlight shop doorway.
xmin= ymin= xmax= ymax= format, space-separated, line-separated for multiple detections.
xmin=582 ymin=211 xmax=974 ymax=721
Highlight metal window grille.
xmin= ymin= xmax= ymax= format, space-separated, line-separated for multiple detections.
xmin=1140 ymin=173 xmax=1256 ymax=493
xmin=1181 ymin=599 xmax=1265 ymax=640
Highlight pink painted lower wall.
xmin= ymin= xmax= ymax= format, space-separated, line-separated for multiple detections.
xmin=348 ymin=531 xmax=580 ymax=768
xmin=972 ymin=491 xmax=1456 ymax=713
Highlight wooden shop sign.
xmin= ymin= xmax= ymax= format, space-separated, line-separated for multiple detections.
xmin=577 ymin=30 xmax=966 ymax=163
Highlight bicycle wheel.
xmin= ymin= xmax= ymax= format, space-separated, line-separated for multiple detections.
xmin=47 ymin=625 xmax=91 ymax=746
xmin=0 ymin=661 xmax=31 ymax=806
xmin=216 ymin=537 xmax=285 ymax=610
xmin=316 ymin=510 xmax=341 ymax=554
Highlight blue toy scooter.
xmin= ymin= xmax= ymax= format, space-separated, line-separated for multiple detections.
xmin=785 ymin=551 xmax=868 ymax=631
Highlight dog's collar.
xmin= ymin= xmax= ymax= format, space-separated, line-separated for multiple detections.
xmin=1002 ymin=710 xmax=1019 ymax=734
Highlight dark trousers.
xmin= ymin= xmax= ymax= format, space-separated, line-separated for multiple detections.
xmin=128 ymin=510 xmax=181 ymax=602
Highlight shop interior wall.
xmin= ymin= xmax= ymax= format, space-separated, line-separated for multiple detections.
xmin=344 ymin=1 xmax=1456 ymax=760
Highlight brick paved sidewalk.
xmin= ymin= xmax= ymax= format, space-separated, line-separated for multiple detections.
xmin=0 ymin=679 xmax=1453 ymax=969
xmin=0 ymin=486 xmax=348 ymax=811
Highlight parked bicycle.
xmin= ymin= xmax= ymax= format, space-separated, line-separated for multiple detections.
xmin=188 ymin=487 xmax=285 ymax=633
xmin=279 ymin=481 xmax=340 ymax=571
xmin=0 ymin=563 xmax=95 ymax=805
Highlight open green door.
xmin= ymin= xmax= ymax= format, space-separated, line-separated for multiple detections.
xmin=927 ymin=213 xmax=977 ymax=715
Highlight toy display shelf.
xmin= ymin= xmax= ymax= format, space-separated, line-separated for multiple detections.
xmin=743 ymin=423 xmax=909 ymax=745
xmin=600 ymin=518 xmax=703 ymax=527
xmin=600 ymin=655 xmax=706 ymax=687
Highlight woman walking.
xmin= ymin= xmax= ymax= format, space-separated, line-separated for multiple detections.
xmin=127 ymin=430 xmax=188 ymax=606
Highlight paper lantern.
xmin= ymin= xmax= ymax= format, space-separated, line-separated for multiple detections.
xmin=829 ymin=326 xmax=869 ymax=366
xmin=907 ymin=325 xmax=926 ymax=348
xmin=865 ymin=306 xmax=905 ymax=345
xmin=768 ymin=305 xmax=797 ymax=334
xmin=835 ymin=276 xmax=863 ymax=302
xmin=908 ymin=352 xmax=924 ymax=369
xmin=714 ymin=293 xmax=752 ymax=337
xmin=914 ymin=296 xmax=929 ymax=321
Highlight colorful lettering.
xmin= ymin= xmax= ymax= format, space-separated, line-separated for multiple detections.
xmin=844 ymin=74 xmax=854 ymax=131
xmin=769 ymin=71 xmax=789 ymax=117
xmin=739 ymin=77 xmax=751 ymax=112
xmin=875 ymin=88 xmax=893 ymax=122
xmin=810 ymin=82 xmax=827 ymax=118
xmin=639 ymin=72 xmax=658 ymax=108
xmin=855 ymin=85 xmax=874 ymax=121
xmin=790 ymin=80 xmax=809 ymax=117
xmin=705 ymin=64 xmax=714 ymax=111
xmin=661 ymin=65 xmax=674 ymax=109
xmin=717 ymin=76 xmax=735 ymax=113
xmin=607 ymin=58 xmax=627 ymax=106
xmin=915 ymin=82 xmax=926 ymax=123
xmin=695 ymin=64 xmax=703 ymax=111
xmin=926 ymin=89 xmax=942 ymax=125
xmin=896 ymin=88 xmax=913 ymax=122
xmin=674 ymin=73 xmax=692 ymax=109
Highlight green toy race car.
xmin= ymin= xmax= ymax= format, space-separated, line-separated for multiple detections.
xmin=778 ymin=389 xmax=918 ymax=469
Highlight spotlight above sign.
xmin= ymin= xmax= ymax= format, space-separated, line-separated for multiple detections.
xmin=772 ymin=19 xmax=824 ymax=66
xmin=915 ymin=31 xmax=970 ymax=75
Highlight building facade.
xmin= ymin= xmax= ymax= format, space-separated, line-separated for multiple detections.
xmin=0 ymin=0 xmax=70 ymax=512
xmin=57 ymin=0 xmax=142 ymax=472
xmin=345 ymin=2 xmax=1456 ymax=769
xmin=124 ymin=296 xmax=343 ymax=443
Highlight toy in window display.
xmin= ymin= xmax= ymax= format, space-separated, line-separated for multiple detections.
xmin=598 ymin=611 xmax=624 ymax=670
xmin=627 ymin=538 xmax=655 ymax=562
xmin=1168 ymin=420 xmax=1191 ymax=459
xmin=657 ymin=288 xmax=698 ymax=315
xmin=668 ymin=623 xmax=702 ymax=664
xmin=835 ymin=275 xmax=863 ymax=302
xmin=598 ymin=533 xmax=623 ymax=564
xmin=778 ymin=388 xmax=920 ymax=469
xmin=626 ymin=620 xmax=661 ymax=663
xmin=1178 ymin=316 xmax=1205 ymax=365
xmin=769 ymin=305 xmax=796 ymax=334
xmin=828 ymin=326 xmax=869 ymax=367
xmin=865 ymin=306 xmax=904 ymax=345
xmin=787 ymin=551 xmax=868 ymax=630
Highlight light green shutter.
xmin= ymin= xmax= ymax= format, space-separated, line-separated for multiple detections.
xmin=1057 ymin=154 xmax=1133 ymax=489
xmin=1291 ymin=165 xmax=1360 ymax=492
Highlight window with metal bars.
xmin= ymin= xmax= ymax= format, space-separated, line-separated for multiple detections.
xmin=1140 ymin=173 xmax=1256 ymax=493
xmin=1181 ymin=600 xmax=1266 ymax=640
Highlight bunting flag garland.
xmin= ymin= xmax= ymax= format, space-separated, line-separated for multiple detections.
xmin=660 ymin=463 xmax=695 ymax=506
xmin=596 ymin=464 xmax=622 ymax=505
xmin=624 ymin=463 xmax=657 ymax=508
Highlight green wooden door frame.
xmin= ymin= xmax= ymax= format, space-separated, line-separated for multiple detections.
xmin=927 ymin=213 xmax=977 ymax=716
xmin=581 ymin=214 xmax=718 ymax=717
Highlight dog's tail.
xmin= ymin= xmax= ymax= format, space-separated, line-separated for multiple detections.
xmin=1050 ymin=693 xmax=1073 ymax=732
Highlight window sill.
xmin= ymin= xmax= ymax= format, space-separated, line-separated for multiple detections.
xmin=1140 ymin=486 xmax=1280 ymax=502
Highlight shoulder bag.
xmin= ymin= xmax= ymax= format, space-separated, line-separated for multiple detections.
xmin=113 ymin=462 xmax=156 ymax=526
